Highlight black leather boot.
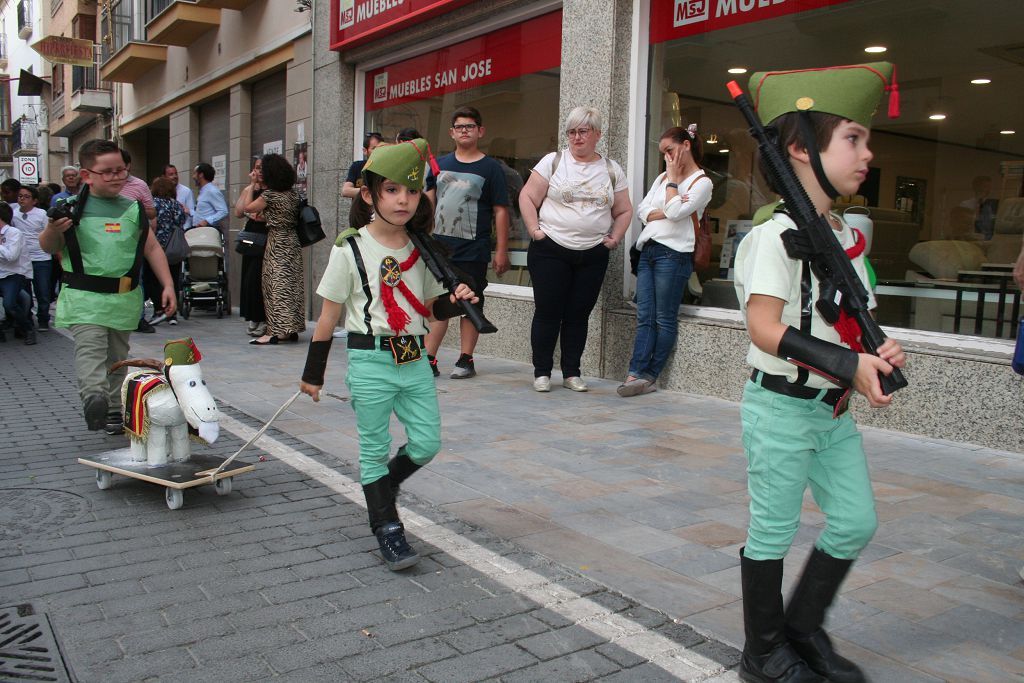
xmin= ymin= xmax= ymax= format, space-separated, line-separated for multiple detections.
xmin=362 ymin=476 xmax=419 ymax=571
xmin=387 ymin=445 xmax=421 ymax=497
xmin=740 ymin=548 xmax=824 ymax=683
xmin=785 ymin=547 xmax=866 ymax=683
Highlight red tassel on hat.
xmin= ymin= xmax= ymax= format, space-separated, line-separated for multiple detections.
xmin=427 ymin=143 xmax=440 ymax=176
xmin=886 ymin=65 xmax=900 ymax=118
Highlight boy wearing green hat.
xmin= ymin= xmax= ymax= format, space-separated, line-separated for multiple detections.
xmin=732 ymin=63 xmax=906 ymax=683
xmin=298 ymin=139 xmax=477 ymax=571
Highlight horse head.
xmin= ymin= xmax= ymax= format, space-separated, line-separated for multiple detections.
xmin=163 ymin=338 xmax=220 ymax=443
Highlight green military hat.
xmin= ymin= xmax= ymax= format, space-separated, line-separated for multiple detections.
xmin=749 ymin=62 xmax=899 ymax=128
xmin=362 ymin=138 xmax=435 ymax=191
xmin=164 ymin=338 xmax=202 ymax=367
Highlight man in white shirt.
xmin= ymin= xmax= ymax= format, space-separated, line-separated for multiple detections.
xmin=0 ymin=203 xmax=35 ymax=344
xmin=164 ymin=164 xmax=194 ymax=230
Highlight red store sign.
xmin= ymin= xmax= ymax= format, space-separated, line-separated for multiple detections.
xmin=650 ymin=0 xmax=855 ymax=44
xmin=365 ymin=11 xmax=562 ymax=112
xmin=331 ymin=0 xmax=476 ymax=51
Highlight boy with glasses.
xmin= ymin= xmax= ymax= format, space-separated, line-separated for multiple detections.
xmin=39 ymin=139 xmax=177 ymax=435
xmin=425 ymin=106 xmax=510 ymax=378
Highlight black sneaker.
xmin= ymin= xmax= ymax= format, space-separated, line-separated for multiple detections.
xmin=374 ymin=522 xmax=419 ymax=571
xmin=427 ymin=354 xmax=440 ymax=378
xmin=104 ymin=412 xmax=125 ymax=436
xmin=450 ymin=353 xmax=476 ymax=379
xmin=0 ymin=328 xmax=5 ymax=342
xmin=136 ymin=319 xmax=156 ymax=333
xmin=83 ymin=395 xmax=108 ymax=431
xmin=38 ymin=320 xmax=49 ymax=330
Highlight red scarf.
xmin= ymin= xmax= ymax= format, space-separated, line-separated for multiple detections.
xmin=833 ymin=228 xmax=866 ymax=352
xmin=380 ymin=249 xmax=432 ymax=334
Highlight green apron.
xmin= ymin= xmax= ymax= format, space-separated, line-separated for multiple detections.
xmin=55 ymin=198 xmax=145 ymax=331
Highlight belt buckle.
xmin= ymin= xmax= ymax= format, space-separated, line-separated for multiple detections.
xmin=388 ymin=335 xmax=421 ymax=365
xmin=118 ymin=276 xmax=133 ymax=294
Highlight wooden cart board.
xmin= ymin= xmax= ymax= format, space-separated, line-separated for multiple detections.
xmin=79 ymin=449 xmax=256 ymax=509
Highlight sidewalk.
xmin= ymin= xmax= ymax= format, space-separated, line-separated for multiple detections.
xmin=2 ymin=312 xmax=1023 ymax=681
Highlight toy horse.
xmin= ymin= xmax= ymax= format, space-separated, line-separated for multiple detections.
xmin=111 ymin=338 xmax=221 ymax=467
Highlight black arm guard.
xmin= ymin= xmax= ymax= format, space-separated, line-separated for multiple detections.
xmin=432 ymin=296 xmax=463 ymax=321
xmin=301 ymin=339 xmax=333 ymax=386
xmin=777 ymin=326 xmax=859 ymax=388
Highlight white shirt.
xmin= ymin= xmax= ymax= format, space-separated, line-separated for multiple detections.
xmin=0 ymin=224 xmax=32 ymax=278
xmin=176 ymin=183 xmax=195 ymax=229
xmin=734 ymin=211 xmax=876 ymax=390
xmin=635 ymin=170 xmax=714 ymax=253
xmin=11 ymin=207 xmax=49 ymax=262
xmin=532 ymin=151 xmax=628 ymax=250
xmin=317 ymin=228 xmax=447 ymax=337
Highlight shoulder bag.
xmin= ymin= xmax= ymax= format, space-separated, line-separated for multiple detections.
xmin=687 ymin=174 xmax=712 ymax=271
xmin=234 ymin=230 xmax=267 ymax=256
xmin=164 ymin=224 xmax=190 ymax=264
xmin=295 ymin=198 xmax=325 ymax=247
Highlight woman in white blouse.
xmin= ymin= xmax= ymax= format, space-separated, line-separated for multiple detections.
xmin=519 ymin=106 xmax=632 ymax=393
xmin=618 ymin=125 xmax=713 ymax=397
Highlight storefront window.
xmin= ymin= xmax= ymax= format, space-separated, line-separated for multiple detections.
xmin=647 ymin=0 xmax=1024 ymax=339
xmin=362 ymin=11 xmax=562 ymax=288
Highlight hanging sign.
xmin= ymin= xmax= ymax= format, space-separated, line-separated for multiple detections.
xmin=650 ymin=0 xmax=856 ymax=44
xmin=331 ymin=0 xmax=476 ymax=51
xmin=365 ymin=11 xmax=562 ymax=112
xmin=30 ymin=35 xmax=95 ymax=67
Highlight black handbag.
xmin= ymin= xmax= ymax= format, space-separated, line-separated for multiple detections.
xmin=295 ymin=199 xmax=325 ymax=247
xmin=235 ymin=230 xmax=267 ymax=256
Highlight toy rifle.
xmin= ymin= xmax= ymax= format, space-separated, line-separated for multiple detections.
xmin=406 ymin=228 xmax=498 ymax=334
xmin=727 ymin=80 xmax=907 ymax=395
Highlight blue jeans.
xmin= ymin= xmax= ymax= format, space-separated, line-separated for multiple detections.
xmin=31 ymin=260 xmax=53 ymax=325
xmin=0 ymin=274 xmax=32 ymax=331
xmin=627 ymin=241 xmax=693 ymax=381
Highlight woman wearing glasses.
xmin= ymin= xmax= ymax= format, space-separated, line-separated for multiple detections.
xmin=519 ymin=106 xmax=633 ymax=392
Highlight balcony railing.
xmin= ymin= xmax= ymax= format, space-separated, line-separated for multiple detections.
xmin=0 ymin=33 xmax=8 ymax=68
xmin=72 ymin=63 xmax=105 ymax=92
xmin=17 ymin=0 xmax=34 ymax=39
xmin=0 ymin=135 xmax=13 ymax=164
xmin=147 ymin=0 xmax=175 ymax=22
xmin=11 ymin=117 xmax=39 ymax=154
xmin=101 ymin=1 xmax=136 ymax=62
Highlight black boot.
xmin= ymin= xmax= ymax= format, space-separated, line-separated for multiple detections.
xmin=387 ymin=445 xmax=421 ymax=497
xmin=83 ymin=394 xmax=109 ymax=431
xmin=362 ymin=476 xmax=419 ymax=571
xmin=740 ymin=548 xmax=824 ymax=683
xmin=786 ymin=548 xmax=866 ymax=683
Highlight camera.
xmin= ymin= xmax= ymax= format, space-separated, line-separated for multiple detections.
xmin=47 ymin=196 xmax=79 ymax=221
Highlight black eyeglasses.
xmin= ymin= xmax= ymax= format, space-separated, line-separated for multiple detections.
xmin=452 ymin=123 xmax=479 ymax=132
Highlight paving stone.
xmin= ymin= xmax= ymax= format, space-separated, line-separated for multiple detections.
xmin=416 ymin=642 xmax=538 ymax=682
xmin=516 ymin=624 xmax=609 ymax=660
xmin=501 ymin=649 xmax=621 ymax=682
xmin=118 ymin=616 xmax=236 ymax=655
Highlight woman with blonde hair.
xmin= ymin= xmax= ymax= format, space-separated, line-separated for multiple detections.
xmin=519 ymin=106 xmax=632 ymax=392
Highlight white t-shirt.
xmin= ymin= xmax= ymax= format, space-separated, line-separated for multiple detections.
xmin=11 ymin=207 xmax=49 ymax=262
xmin=635 ymin=170 xmax=714 ymax=253
xmin=532 ymin=151 xmax=628 ymax=250
xmin=734 ymin=211 xmax=876 ymax=390
xmin=316 ymin=228 xmax=447 ymax=337
xmin=0 ymin=224 xmax=32 ymax=278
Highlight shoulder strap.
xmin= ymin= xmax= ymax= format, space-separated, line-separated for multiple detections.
xmin=685 ymin=173 xmax=709 ymax=232
xmin=550 ymin=151 xmax=562 ymax=177
xmin=345 ymin=234 xmax=374 ymax=335
xmin=335 ymin=227 xmax=359 ymax=246
xmin=604 ymin=157 xmax=617 ymax=188
xmin=129 ymin=200 xmax=148 ymax=278
xmin=685 ymin=173 xmax=708 ymax=192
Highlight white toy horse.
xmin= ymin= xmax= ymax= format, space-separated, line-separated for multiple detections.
xmin=112 ymin=337 xmax=221 ymax=467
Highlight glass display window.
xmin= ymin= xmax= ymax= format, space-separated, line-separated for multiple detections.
xmin=646 ymin=0 xmax=1024 ymax=339
xmin=361 ymin=11 xmax=563 ymax=288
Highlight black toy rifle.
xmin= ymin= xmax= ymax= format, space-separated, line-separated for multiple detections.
xmin=406 ymin=228 xmax=498 ymax=334
xmin=726 ymin=80 xmax=907 ymax=395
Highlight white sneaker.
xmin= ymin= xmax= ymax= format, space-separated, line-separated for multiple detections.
xmin=533 ymin=376 xmax=551 ymax=392
xmin=562 ymin=376 xmax=588 ymax=392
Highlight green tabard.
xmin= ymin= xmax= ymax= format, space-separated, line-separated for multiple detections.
xmin=55 ymin=195 xmax=145 ymax=331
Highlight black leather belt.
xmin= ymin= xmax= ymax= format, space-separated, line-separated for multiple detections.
xmin=347 ymin=333 xmax=424 ymax=352
xmin=751 ymin=369 xmax=849 ymax=412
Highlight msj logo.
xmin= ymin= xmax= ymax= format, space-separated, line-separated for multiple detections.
xmin=373 ymin=73 xmax=388 ymax=103
xmin=674 ymin=0 xmax=710 ymax=26
xmin=340 ymin=0 xmax=354 ymax=29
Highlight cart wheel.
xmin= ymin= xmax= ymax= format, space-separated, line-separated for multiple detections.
xmin=214 ymin=477 xmax=233 ymax=495
xmin=216 ymin=300 xmax=224 ymax=318
xmin=182 ymin=299 xmax=191 ymax=320
xmin=165 ymin=488 xmax=184 ymax=510
xmin=96 ymin=470 xmax=112 ymax=490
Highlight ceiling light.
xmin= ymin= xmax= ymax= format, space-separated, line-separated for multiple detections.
xmin=864 ymin=46 xmax=887 ymax=54
xmin=718 ymin=149 xmax=730 ymax=154
xmin=706 ymin=133 xmax=719 ymax=144
xmin=970 ymin=78 xmax=991 ymax=85
xmin=929 ymin=114 xmax=947 ymax=121
xmin=727 ymin=67 xmax=747 ymax=74
xmin=1000 ymin=130 xmax=1016 ymax=135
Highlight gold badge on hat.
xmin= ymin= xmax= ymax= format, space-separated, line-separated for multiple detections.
xmin=407 ymin=166 xmax=420 ymax=183
xmin=796 ymin=97 xmax=815 ymax=111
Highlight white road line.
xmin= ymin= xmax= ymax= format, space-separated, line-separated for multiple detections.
xmin=218 ymin=412 xmax=738 ymax=682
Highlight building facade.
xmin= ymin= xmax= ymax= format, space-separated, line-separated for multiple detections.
xmin=1 ymin=0 xmax=50 ymax=185
xmin=312 ymin=0 xmax=1024 ymax=451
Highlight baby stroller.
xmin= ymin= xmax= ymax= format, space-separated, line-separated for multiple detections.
xmin=180 ymin=226 xmax=230 ymax=319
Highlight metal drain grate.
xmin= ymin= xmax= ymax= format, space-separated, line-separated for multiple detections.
xmin=0 ymin=604 xmax=73 ymax=682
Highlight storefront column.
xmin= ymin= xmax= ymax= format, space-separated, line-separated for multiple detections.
xmin=169 ymin=107 xmax=199 ymax=182
xmin=559 ymin=0 xmax=635 ymax=377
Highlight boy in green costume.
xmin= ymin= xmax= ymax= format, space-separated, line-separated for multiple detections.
xmin=733 ymin=64 xmax=907 ymax=682
xmin=40 ymin=139 xmax=176 ymax=434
